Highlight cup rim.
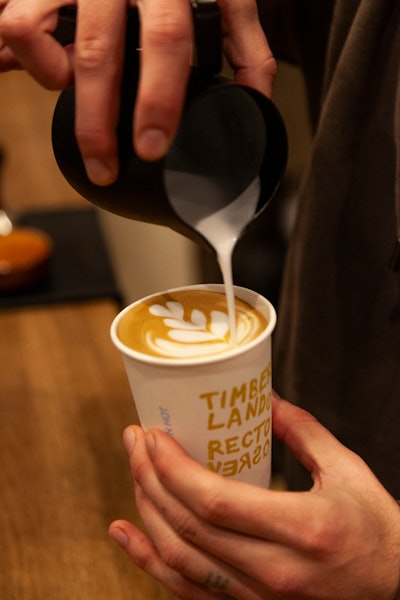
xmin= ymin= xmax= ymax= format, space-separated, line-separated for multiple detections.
xmin=110 ymin=284 xmax=276 ymax=367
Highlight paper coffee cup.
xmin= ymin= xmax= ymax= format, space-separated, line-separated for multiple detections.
xmin=111 ymin=284 xmax=276 ymax=488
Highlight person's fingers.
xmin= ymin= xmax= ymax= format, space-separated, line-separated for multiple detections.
xmin=1 ymin=0 xmax=277 ymax=184
xmin=133 ymin=482 xmax=267 ymax=599
xmin=133 ymin=0 xmax=276 ymax=158
xmin=121 ymin=408 xmax=400 ymax=600
xmin=73 ymin=0 xmax=127 ymax=185
xmin=137 ymin=421 xmax=363 ymax=550
xmin=109 ymin=519 xmax=230 ymax=600
xmin=219 ymin=0 xmax=276 ymax=97
xmin=112 ymin=426 xmax=242 ymax=598
xmin=271 ymin=392 xmax=377 ymax=490
xmin=0 ymin=0 xmax=73 ymax=87
xmin=122 ymin=426 xmax=335 ymax=594
xmin=133 ymin=0 xmax=193 ymax=160
xmin=271 ymin=392 xmax=342 ymax=479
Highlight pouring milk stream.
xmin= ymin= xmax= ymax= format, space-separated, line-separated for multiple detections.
xmin=165 ymin=171 xmax=260 ymax=344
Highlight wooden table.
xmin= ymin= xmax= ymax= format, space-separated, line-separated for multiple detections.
xmin=0 ymin=299 xmax=176 ymax=600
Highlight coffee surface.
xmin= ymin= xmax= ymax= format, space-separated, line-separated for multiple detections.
xmin=118 ymin=289 xmax=267 ymax=359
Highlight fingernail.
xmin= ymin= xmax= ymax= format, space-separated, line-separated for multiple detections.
xmin=109 ymin=527 xmax=128 ymax=549
xmin=145 ymin=432 xmax=156 ymax=459
xmin=137 ymin=129 xmax=169 ymax=160
xmin=123 ymin=427 xmax=136 ymax=454
xmin=84 ymin=158 xmax=117 ymax=185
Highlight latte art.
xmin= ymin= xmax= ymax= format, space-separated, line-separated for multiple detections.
xmin=117 ymin=289 xmax=267 ymax=359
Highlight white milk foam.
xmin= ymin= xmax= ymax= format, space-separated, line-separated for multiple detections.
xmin=146 ymin=297 xmax=262 ymax=358
xmin=117 ymin=289 xmax=267 ymax=359
xmin=166 ymin=172 xmax=261 ymax=345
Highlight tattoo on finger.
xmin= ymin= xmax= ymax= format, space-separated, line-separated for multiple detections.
xmin=203 ymin=571 xmax=229 ymax=591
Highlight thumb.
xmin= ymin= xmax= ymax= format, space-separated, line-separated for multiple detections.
xmin=272 ymin=391 xmax=355 ymax=483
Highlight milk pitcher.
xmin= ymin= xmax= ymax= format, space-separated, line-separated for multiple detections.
xmin=51 ymin=5 xmax=288 ymax=250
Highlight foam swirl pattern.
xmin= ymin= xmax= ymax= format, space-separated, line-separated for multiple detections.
xmin=117 ymin=290 xmax=267 ymax=359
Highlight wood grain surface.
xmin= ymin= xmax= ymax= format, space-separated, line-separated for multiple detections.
xmin=0 ymin=300 xmax=176 ymax=600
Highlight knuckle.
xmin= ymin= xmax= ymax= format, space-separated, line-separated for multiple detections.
xmin=220 ymin=0 xmax=257 ymax=22
xmin=301 ymin=506 xmax=344 ymax=556
xmin=172 ymin=580 xmax=201 ymax=600
xmin=144 ymin=14 xmax=190 ymax=51
xmin=74 ymin=37 xmax=111 ymax=72
xmin=196 ymin=487 xmax=230 ymax=525
xmin=262 ymin=55 xmax=278 ymax=79
xmin=137 ymin=89 xmax=179 ymax=128
xmin=267 ymin=567 xmax=310 ymax=597
xmin=131 ymin=459 xmax=148 ymax=487
xmin=171 ymin=512 xmax=199 ymax=544
xmin=0 ymin=8 xmax=36 ymax=41
xmin=132 ymin=533 xmax=158 ymax=572
xmin=154 ymin=456 xmax=175 ymax=485
xmin=159 ymin=538 xmax=188 ymax=573
xmin=74 ymin=124 xmax=115 ymax=158
xmin=220 ymin=0 xmax=266 ymax=38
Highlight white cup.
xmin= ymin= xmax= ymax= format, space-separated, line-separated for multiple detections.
xmin=111 ymin=284 xmax=276 ymax=488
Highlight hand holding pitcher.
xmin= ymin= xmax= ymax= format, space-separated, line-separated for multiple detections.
xmin=0 ymin=0 xmax=276 ymax=184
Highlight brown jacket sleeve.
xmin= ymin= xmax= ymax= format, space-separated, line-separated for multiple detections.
xmin=256 ymin=0 xmax=335 ymax=124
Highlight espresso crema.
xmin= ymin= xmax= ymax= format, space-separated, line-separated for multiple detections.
xmin=117 ymin=289 xmax=267 ymax=359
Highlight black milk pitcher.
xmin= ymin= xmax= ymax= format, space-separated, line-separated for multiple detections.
xmin=51 ymin=5 xmax=288 ymax=250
